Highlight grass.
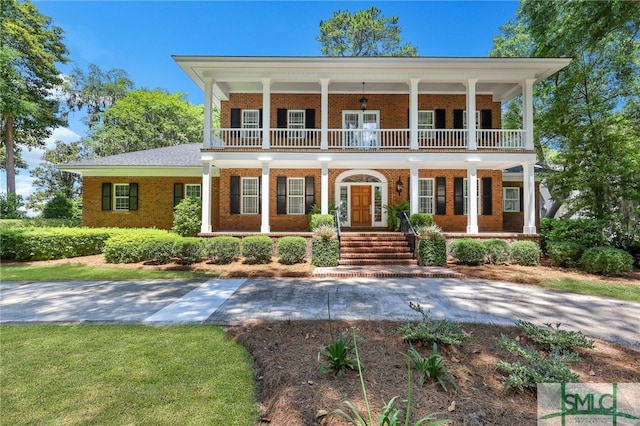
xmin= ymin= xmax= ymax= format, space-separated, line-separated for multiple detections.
xmin=0 ymin=325 xmax=258 ymax=425
xmin=1 ymin=264 xmax=218 ymax=281
xmin=537 ymin=279 xmax=640 ymax=303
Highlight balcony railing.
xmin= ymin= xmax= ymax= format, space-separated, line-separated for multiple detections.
xmin=209 ymin=128 xmax=525 ymax=150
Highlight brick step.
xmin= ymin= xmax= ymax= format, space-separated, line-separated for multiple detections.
xmin=341 ymin=249 xmax=411 ymax=256
xmin=341 ymin=252 xmax=413 ymax=260
xmin=341 ymin=242 xmax=409 ymax=249
xmin=339 ymin=258 xmax=418 ymax=266
xmin=341 ymin=235 xmax=407 ymax=241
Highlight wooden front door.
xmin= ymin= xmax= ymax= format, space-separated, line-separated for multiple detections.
xmin=351 ymin=185 xmax=372 ymax=226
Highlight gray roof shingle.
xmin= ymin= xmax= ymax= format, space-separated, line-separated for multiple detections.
xmin=64 ymin=143 xmax=202 ymax=167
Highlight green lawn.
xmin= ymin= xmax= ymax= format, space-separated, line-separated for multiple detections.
xmin=537 ymin=279 xmax=640 ymax=303
xmin=0 ymin=325 xmax=258 ymax=425
xmin=1 ymin=264 xmax=218 ymax=281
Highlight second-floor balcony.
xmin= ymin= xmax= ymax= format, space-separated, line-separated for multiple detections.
xmin=207 ymin=128 xmax=526 ymax=151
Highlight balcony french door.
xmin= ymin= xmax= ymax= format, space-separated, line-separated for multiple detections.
xmin=342 ymin=110 xmax=379 ymax=148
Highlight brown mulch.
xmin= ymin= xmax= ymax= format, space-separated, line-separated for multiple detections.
xmin=7 ymin=255 xmax=640 ymax=425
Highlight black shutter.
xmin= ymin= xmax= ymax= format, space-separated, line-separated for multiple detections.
xmin=305 ymin=176 xmax=315 ymax=214
xmin=173 ymin=183 xmax=184 ymax=207
xmin=481 ymin=109 xmax=492 ymax=129
xmin=277 ymin=176 xmax=286 ymax=214
xmin=519 ymin=187 xmax=524 ymax=212
xmin=453 ymin=110 xmax=464 ymax=129
xmin=276 ymin=108 xmax=287 ymax=128
xmin=230 ymin=176 xmax=240 ymax=214
xmin=436 ymin=177 xmax=446 ymax=215
xmin=230 ymin=108 xmax=241 ymax=128
xmin=258 ymin=177 xmax=262 ymax=214
xmin=435 ymin=109 xmax=446 ymax=129
xmin=305 ymin=109 xmax=315 ymax=128
xmin=259 ymin=108 xmax=263 ymax=128
xmin=482 ymin=177 xmax=492 ymax=215
xmin=454 ymin=177 xmax=464 ymax=215
xmin=407 ymin=109 xmax=410 ymax=128
xmin=129 ymin=183 xmax=138 ymax=211
xmin=101 ymin=183 xmax=112 ymax=211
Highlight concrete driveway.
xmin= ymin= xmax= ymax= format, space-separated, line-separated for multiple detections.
xmin=1 ymin=277 xmax=639 ymax=347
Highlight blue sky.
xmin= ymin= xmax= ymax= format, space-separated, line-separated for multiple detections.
xmin=4 ymin=0 xmax=519 ymax=208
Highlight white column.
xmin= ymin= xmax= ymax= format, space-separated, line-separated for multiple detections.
xmin=200 ymin=162 xmax=212 ymax=233
xmin=467 ymin=166 xmax=479 ymax=233
xmin=203 ymin=79 xmax=213 ymax=148
xmin=409 ymin=78 xmax=420 ymax=150
xmin=465 ymin=79 xmax=478 ymax=150
xmin=262 ymin=78 xmax=271 ymax=149
xmin=320 ymin=78 xmax=329 ymax=150
xmin=410 ymin=164 xmax=419 ymax=215
xmin=522 ymin=78 xmax=535 ymax=150
xmin=321 ymin=163 xmax=329 ymax=215
xmin=260 ymin=162 xmax=270 ymax=233
xmin=523 ymin=161 xmax=537 ymax=234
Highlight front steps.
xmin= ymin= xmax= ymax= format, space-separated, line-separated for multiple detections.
xmin=339 ymin=232 xmax=416 ymax=266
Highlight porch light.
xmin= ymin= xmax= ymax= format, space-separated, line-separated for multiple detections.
xmin=360 ymin=82 xmax=368 ymax=111
xmin=396 ymin=177 xmax=403 ymax=195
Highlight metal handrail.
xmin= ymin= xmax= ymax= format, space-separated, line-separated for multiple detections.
xmin=399 ymin=210 xmax=418 ymax=257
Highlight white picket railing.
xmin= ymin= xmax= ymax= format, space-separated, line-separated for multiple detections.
xmin=418 ymin=129 xmax=467 ymax=148
xmin=476 ymin=129 xmax=525 ymax=149
xmin=327 ymin=129 xmax=409 ymax=149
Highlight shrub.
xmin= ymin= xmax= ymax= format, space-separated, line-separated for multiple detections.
xmin=448 ymin=238 xmax=486 ymax=265
xmin=515 ymin=321 xmax=594 ymax=354
xmin=204 ymin=236 xmax=241 ymax=264
xmin=542 ymin=218 xmax=606 ymax=252
xmin=400 ymin=302 xmax=471 ymax=346
xmin=241 ymin=235 xmax=273 ymax=264
xmin=311 ymin=238 xmax=339 ymax=266
xmin=547 ymin=242 xmax=584 ymax=268
xmin=0 ymin=193 xmax=26 ymax=219
xmin=11 ymin=228 xmax=112 ymax=261
xmin=385 ymin=200 xmax=410 ymax=231
xmin=313 ymin=224 xmax=337 ymax=241
xmin=104 ymin=229 xmax=173 ymax=263
xmin=277 ymin=236 xmax=307 ymax=265
xmin=409 ymin=213 xmax=433 ymax=228
xmin=483 ymin=239 xmax=511 ymax=265
xmin=510 ymin=241 xmax=540 ymax=266
xmin=309 ymin=214 xmax=334 ymax=231
xmin=41 ymin=193 xmax=74 ymax=219
xmin=172 ymin=197 xmax=202 ymax=237
xmin=418 ymin=232 xmax=447 ymax=267
xmin=173 ymin=237 xmax=203 ymax=265
xmin=580 ymin=246 xmax=634 ymax=276
xmin=141 ymin=237 xmax=178 ymax=264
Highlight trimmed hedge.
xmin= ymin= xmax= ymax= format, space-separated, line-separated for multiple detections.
xmin=547 ymin=242 xmax=584 ymax=268
xmin=409 ymin=213 xmax=434 ymax=228
xmin=309 ymin=214 xmax=334 ymax=231
xmin=4 ymin=228 xmax=112 ymax=261
xmin=483 ymin=239 xmax=511 ymax=265
xmin=580 ymin=247 xmax=633 ymax=276
xmin=173 ymin=238 xmax=204 ymax=265
xmin=311 ymin=239 xmax=339 ymax=267
xmin=418 ymin=232 xmax=447 ymax=267
xmin=448 ymin=238 xmax=486 ymax=265
xmin=241 ymin=235 xmax=273 ymax=264
xmin=204 ymin=237 xmax=241 ymax=264
xmin=510 ymin=241 xmax=540 ymax=266
xmin=172 ymin=197 xmax=202 ymax=237
xmin=277 ymin=236 xmax=307 ymax=265
xmin=540 ymin=218 xmax=605 ymax=254
xmin=103 ymin=229 xmax=175 ymax=263
xmin=141 ymin=236 xmax=181 ymax=265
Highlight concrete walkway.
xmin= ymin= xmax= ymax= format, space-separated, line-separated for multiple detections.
xmin=1 ymin=277 xmax=639 ymax=347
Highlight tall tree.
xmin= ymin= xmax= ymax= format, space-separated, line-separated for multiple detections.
xmin=86 ymin=89 xmax=203 ymax=157
xmin=491 ymin=0 xmax=640 ymax=247
xmin=0 ymin=0 xmax=68 ymax=194
xmin=318 ymin=6 xmax=418 ymax=56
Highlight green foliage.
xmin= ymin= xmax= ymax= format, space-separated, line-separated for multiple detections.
xmin=309 ymin=213 xmax=334 ymax=231
xmin=172 ymin=197 xmax=202 ymax=237
xmin=409 ymin=213 xmax=433 ymax=228
xmin=580 ymin=246 xmax=634 ymax=276
xmin=514 ymin=321 xmax=594 ymax=354
xmin=173 ymin=237 xmax=203 ymax=265
xmin=241 ymin=235 xmax=273 ymax=264
xmin=482 ymin=239 xmax=511 ymax=265
xmin=408 ymin=343 xmax=458 ymax=392
xmin=204 ymin=236 xmax=241 ymax=264
xmin=0 ymin=193 xmax=26 ymax=219
xmin=141 ymin=237 xmax=179 ymax=265
xmin=41 ymin=192 xmax=74 ymax=219
xmin=103 ymin=229 xmax=174 ymax=263
xmin=417 ymin=232 xmax=447 ymax=267
xmin=277 ymin=236 xmax=307 ymax=265
xmin=400 ymin=302 xmax=471 ymax=346
xmin=318 ymin=6 xmax=418 ymax=57
xmin=448 ymin=238 xmax=486 ymax=266
xmin=6 ymin=228 xmax=112 ymax=261
xmin=542 ymin=219 xmax=606 ymax=251
xmin=510 ymin=241 xmax=540 ymax=266
xmin=311 ymin=238 xmax=340 ymax=266
xmin=319 ymin=330 xmax=360 ymax=377
xmin=385 ymin=200 xmax=410 ymax=231
xmin=0 ymin=228 xmax=25 ymax=259
xmin=546 ymin=242 xmax=584 ymax=268
xmin=313 ymin=223 xmax=337 ymax=241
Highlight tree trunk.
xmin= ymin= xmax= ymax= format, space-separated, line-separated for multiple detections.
xmin=3 ymin=114 xmax=16 ymax=194
xmin=545 ymin=199 xmax=563 ymax=218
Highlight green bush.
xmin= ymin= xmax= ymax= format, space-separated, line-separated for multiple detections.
xmin=204 ymin=236 xmax=241 ymax=264
xmin=277 ymin=236 xmax=307 ymax=265
xmin=241 ymin=235 xmax=273 ymax=264
xmin=510 ymin=241 xmax=540 ymax=266
xmin=0 ymin=193 xmax=26 ymax=219
xmin=41 ymin=193 xmax=75 ymax=219
xmin=10 ymin=228 xmax=112 ymax=261
xmin=547 ymin=242 xmax=584 ymax=268
xmin=313 ymin=224 xmax=337 ymax=241
xmin=448 ymin=238 xmax=486 ymax=265
xmin=580 ymin=246 xmax=634 ymax=276
xmin=173 ymin=238 xmax=203 ymax=265
xmin=483 ymin=239 xmax=511 ymax=265
xmin=385 ymin=200 xmax=410 ymax=231
xmin=400 ymin=302 xmax=471 ymax=346
xmin=172 ymin=197 xmax=202 ymax=237
xmin=541 ymin=218 xmax=606 ymax=253
xmin=0 ymin=228 xmax=26 ymax=259
xmin=141 ymin=237 xmax=179 ymax=264
xmin=515 ymin=321 xmax=594 ymax=354
xmin=311 ymin=238 xmax=340 ymax=267
xmin=409 ymin=213 xmax=433 ymax=228
xmin=309 ymin=214 xmax=334 ymax=231
xmin=418 ymin=232 xmax=447 ymax=267
xmin=104 ymin=229 xmax=174 ymax=263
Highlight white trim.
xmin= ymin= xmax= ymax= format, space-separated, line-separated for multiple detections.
xmin=185 ymin=184 xmax=201 ymax=199
xmin=503 ymin=187 xmax=520 ymax=212
xmin=59 ymin=166 xmax=208 ymax=177
xmin=241 ymin=177 xmax=259 ymax=215
xmin=334 ymin=169 xmax=388 ymax=227
xmin=287 ymin=177 xmax=305 ymax=215
xmin=113 ymin=183 xmax=130 ymax=211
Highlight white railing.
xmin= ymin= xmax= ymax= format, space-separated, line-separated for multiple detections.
xmin=208 ymin=128 xmax=526 ymax=150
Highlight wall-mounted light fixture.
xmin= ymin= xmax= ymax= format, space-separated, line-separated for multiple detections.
xmin=396 ymin=177 xmax=403 ymax=195
xmin=360 ymin=82 xmax=368 ymax=111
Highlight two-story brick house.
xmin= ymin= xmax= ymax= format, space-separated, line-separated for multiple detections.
xmin=62 ymin=56 xmax=570 ymax=235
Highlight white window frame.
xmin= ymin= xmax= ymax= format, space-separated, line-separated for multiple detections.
xmin=185 ymin=184 xmax=201 ymax=199
xmin=418 ymin=110 xmax=434 ymax=139
xmin=242 ymin=109 xmax=260 ymax=138
xmin=241 ymin=177 xmax=259 ymax=215
xmin=418 ymin=178 xmax=435 ymax=215
xmin=463 ymin=178 xmax=481 ymax=216
xmin=114 ymin=183 xmax=130 ymax=211
xmin=287 ymin=177 xmax=305 ymax=215
xmin=503 ymin=187 xmax=520 ymax=212
xmin=288 ymin=110 xmax=305 ymax=139
xmin=463 ymin=110 xmax=481 ymax=129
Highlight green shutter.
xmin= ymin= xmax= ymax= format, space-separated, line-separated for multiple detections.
xmin=129 ymin=183 xmax=138 ymax=211
xmin=173 ymin=183 xmax=184 ymax=207
xmin=101 ymin=183 xmax=112 ymax=211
